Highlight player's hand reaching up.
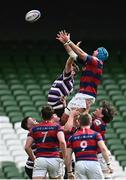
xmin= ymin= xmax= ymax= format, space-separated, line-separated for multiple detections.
xmin=76 ymin=41 xmax=82 ymax=47
xmin=56 ymin=30 xmax=70 ymax=44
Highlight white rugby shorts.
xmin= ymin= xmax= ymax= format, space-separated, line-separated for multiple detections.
xmin=65 ymin=93 xmax=95 ymax=115
xmin=32 ymin=157 xmax=64 ymax=178
xmin=75 ymin=160 xmax=104 ymax=179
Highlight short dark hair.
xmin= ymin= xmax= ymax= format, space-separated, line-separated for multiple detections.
xmin=79 ymin=113 xmax=92 ymax=126
xmin=21 ymin=116 xmax=30 ymax=130
xmin=54 ymin=108 xmax=64 ymax=118
xmin=41 ymin=105 xmax=54 ymax=120
xmin=101 ymin=101 xmax=117 ymax=123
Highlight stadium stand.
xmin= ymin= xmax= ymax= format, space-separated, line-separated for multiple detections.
xmin=0 ymin=41 xmax=126 ymax=178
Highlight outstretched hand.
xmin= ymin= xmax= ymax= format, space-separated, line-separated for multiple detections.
xmin=76 ymin=41 xmax=82 ymax=47
xmin=56 ymin=30 xmax=70 ymax=44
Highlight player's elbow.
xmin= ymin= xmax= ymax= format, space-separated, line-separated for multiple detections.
xmin=64 ymin=125 xmax=72 ymax=132
xmin=59 ymin=140 xmax=66 ymax=146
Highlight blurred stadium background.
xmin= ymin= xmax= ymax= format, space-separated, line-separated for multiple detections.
xmin=0 ymin=0 xmax=126 ymax=179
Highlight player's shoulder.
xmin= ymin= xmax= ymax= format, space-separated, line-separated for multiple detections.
xmin=93 ymin=119 xmax=102 ymax=126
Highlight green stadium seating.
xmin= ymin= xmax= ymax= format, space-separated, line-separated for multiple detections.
xmin=10 ymin=84 xmax=25 ymax=91
xmin=25 ymin=84 xmax=41 ymax=92
xmin=16 ymin=95 xmax=31 ymax=101
xmin=1 ymin=44 xmax=126 ymax=171
xmin=2 ymin=100 xmax=18 ymax=107
xmin=28 ymin=89 xmax=43 ymax=96
xmin=13 ymin=89 xmax=28 ymax=96
xmin=18 ymin=100 xmax=34 ymax=107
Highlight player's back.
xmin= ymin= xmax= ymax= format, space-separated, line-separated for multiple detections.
xmin=69 ymin=127 xmax=103 ymax=161
xmin=30 ymin=121 xmax=63 ymax=158
xmin=79 ymin=56 xmax=103 ymax=98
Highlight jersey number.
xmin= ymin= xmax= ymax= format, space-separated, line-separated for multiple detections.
xmin=80 ymin=140 xmax=87 ymax=151
xmin=42 ymin=132 xmax=48 ymax=143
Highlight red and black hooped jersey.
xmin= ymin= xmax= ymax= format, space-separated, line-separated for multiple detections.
xmin=29 ymin=121 xmax=64 ymax=158
xmin=68 ymin=128 xmax=103 ymax=161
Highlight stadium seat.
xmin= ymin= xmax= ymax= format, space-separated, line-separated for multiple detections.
xmin=120 ymin=161 xmax=126 ymax=171
xmin=119 ymin=133 xmax=126 ymax=143
xmin=0 ymin=94 xmax=15 ymax=101
xmin=16 ymin=94 xmax=31 ymax=101
xmin=10 ymin=84 xmax=25 ymax=92
xmin=105 ymin=84 xmax=119 ymax=92
xmin=118 ymin=79 xmax=126 ymax=86
xmin=112 ymin=122 xmax=126 ymax=130
xmin=0 ymin=116 xmax=10 ymax=123
xmin=25 ymin=84 xmax=41 ymax=91
xmin=23 ymin=79 xmax=37 ymax=85
xmin=2 ymin=100 xmax=18 ymax=107
xmin=5 ymin=106 xmax=21 ymax=114
xmin=32 ymin=94 xmax=47 ymax=102
xmin=18 ymin=100 xmax=34 ymax=107
xmin=118 ymin=105 xmax=126 ymax=115
xmin=108 ymin=90 xmax=122 ymax=97
xmin=0 ymin=84 xmax=9 ymax=90
xmin=28 ymin=89 xmax=43 ymax=96
xmin=13 ymin=89 xmax=28 ymax=96
xmin=0 ymin=89 xmax=11 ymax=96
xmin=117 ymin=155 xmax=126 ymax=166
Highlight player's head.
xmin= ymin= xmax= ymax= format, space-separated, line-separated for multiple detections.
xmin=79 ymin=113 xmax=92 ymax=127
xmin=93 ymin=101 xmax=117 ymax=123
xmin=101 ymin=101 xmax=117 ymax=123
xmin=41 ymin=105 xmax=54 ymax=120
xmin=96 ymin=47 xmax=109 ymax=61
xmin=21 ymin=116 xmax=38 ymax=130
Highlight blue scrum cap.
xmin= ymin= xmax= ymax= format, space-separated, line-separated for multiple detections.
xmin=96 ymin=47 xmax=109 ymax=61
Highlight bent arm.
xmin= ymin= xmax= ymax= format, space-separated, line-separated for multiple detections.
xmin=64 ymin=109 xmax=80 ymax=132
xmin=24 ymin=136 xmax=36 ymax=161
xmin=57 ymin=131 xmax=67 ymax=160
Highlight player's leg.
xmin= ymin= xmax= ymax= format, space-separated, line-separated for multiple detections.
xmin=86 ymin=161 xmax=104 ymax=179
xmin=25 ymin=166 xmax=33 ymax=179
xmin=75 ymin=161 xmax=88 ymax=179
xmin=47 ymin=158 xmax=65 ymax=179
xmin=32 ymin=158 xmax=48 ymax=179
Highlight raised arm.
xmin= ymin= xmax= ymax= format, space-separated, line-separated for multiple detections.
xmin=64 ymin=109 xmax=80 ymax=132
xmin=56 ymin=30 xmax=88 ymax=60
xmin=65 ymin=41 xmax=81 ymax=74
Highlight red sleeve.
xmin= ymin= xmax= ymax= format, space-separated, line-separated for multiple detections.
xmin=96 ymin=132 xmax=103 ymax=141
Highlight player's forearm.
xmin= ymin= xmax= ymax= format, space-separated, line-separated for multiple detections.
xmin=59 ymin=141 xmax=67 ymax=160
xmin=64 ymin=44 xmax=78 ymax=61
xmin=65 ymin=41 xmax=87 ymax=60
xmin=25 ymin=147 xmax=36 ymax=161
xmin=65 ymin=57 xmax=74 ymax=73
xmin=64 ymin=114 xmax=74 ymax=132
xmin=101 ymin=147 xmax=110 ymax=165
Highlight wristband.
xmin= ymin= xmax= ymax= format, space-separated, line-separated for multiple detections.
xmin=63 ymin=40 xmax=72 ymax=46
xmin=67 ymin=171 xmax=73 ymax=173
xmin=64 ymin=42 xmax=68 ymax=46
